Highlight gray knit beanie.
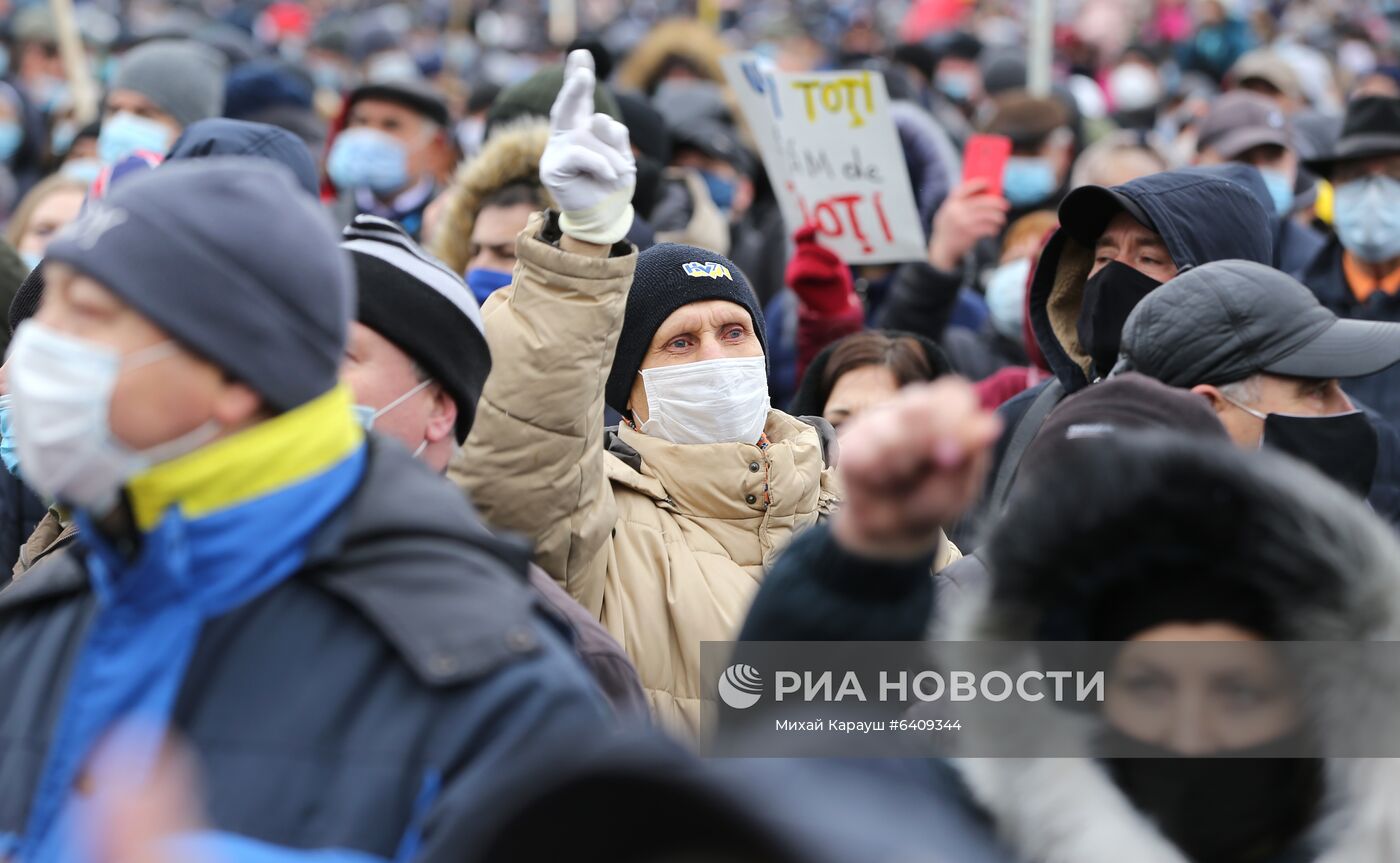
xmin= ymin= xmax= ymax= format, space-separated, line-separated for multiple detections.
xmin=45 ymin=158 xmax=352 ymax=412
xmin=111 ymin=40 xmax=227 ymax=129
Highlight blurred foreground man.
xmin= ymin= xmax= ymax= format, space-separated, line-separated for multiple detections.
xmin=0 ymin=160 xmax=610 ymax=861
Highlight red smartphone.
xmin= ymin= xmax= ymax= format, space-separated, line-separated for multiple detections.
xmin=962 ymin=134 xmax=1012 ymax=198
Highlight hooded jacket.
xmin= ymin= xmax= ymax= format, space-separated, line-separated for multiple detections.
xmin=430 ymin=120 xmax=555 ymax=276
xmin=975 ymin=169 xmax=1274 ymax=526
xmin=614 ymin=19 xmax=730 ymax=97
xmin=1028 ymin=169 xmax=1274 ymax=398
xmin=450 ymin=212 xmax=880 ymax=735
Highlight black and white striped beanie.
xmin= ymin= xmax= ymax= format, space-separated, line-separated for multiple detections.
xmin=342 ymin=215 xmax=491 ymax=443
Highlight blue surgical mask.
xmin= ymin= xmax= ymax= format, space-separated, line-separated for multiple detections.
xmin=50 ymin=120 xmax=77 ymax=157
xmin=985 ymin=256 xmax=1032 ymax=340
xmin=465 ymin=268 xmax=512 ymax=304
xmin=61 ymin=158 xmax=102 ymax=185
xmin=936 ymin=71 xmax=974 ymax=102
xmin=0 ymin=394 xmax=19 ymax=477
xmin=1334 ymin=175 xmax=1400 ymax=264
xmin=20 ymin=250 xmax=42 ymax=272
xmin=327 ymin=127 xmax=410 ymax=195
xmin=97 ymin=112 xmax=172 ymax=166
xmin=1002 ymin=157 xmax=1058 ymax=207
xmin=701 ymin=170 xmax=736 ymax=213
xmin=1259 ymin=168 xmax=1295 ymax=216
xmin=0 ymin=121 xmax=23 ymax=163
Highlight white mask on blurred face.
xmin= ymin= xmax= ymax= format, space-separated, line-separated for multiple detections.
xmin=638 ymin=356 xmax=770 ymax=445
xmin=1108 ymin=63 xmax=1162 ymax=113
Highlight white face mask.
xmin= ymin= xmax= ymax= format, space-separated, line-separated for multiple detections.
xmin=352 ymin=378 xmax=432 ymax=457
xmin=638 ymin=356 xmax=770 ymax=446
xmin=7 ymin=322 xmax=219 ymax=513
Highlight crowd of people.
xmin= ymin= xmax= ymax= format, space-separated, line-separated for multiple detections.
xmin=0 ymin=0 xmax=1397 ymax=860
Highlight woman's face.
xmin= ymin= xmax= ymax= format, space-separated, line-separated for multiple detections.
xmin=628 ymin=299 xmax=762 ymax=423
xmin=1103 ymin=621 xmax=1301 ymax=754
xmin=18 ymin=188 xmax=85 ymax=259
xmin=823 ymin=363 xmax=901 ymax=433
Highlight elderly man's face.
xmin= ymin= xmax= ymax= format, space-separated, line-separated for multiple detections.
xmin=627 ymin=299 xmax=763 ymax=423
xmin=33 ymin=264 xmax=262 ymax=451
xmin=1197 ymin=374 xmax=1352 ymax=448
xmin=339 ymin=321 xmax=456 ymax=472
xmin=1090 ymin=212 xmax=1179 ymax=283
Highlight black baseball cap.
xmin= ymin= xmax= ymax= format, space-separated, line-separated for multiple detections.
xmin=1057 ymin=183 xmax=1156 ymax=248
xmin=1119 ymin=260 xmax=1400 ymax=387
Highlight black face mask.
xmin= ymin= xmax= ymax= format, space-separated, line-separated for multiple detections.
xmin=1099 ymin=729 xmax=1323 ymax=863
xmin=1076 ymin=260 xmax=1162 ymax=380
xmin=1263 ymin=410 xmax=1379 ymax=499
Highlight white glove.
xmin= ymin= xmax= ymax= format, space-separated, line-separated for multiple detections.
xmin=540 ymin=49 xmax=636 ymax=246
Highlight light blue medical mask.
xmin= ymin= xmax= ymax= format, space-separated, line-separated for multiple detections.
xmin=50 ymin=120 xmax=77 ymax=157
xmin=352 ymin=378 xmax=432 ymax=458
xmin=1334 ymin=175 xmax=1400 ymax=264
xmin=984 ymin=256 xmax=1032 ymax=340
xmin=701 ymin=170 xmax=736 ymax=213
xmin=61 ymin=158 xmax=102 ymax=185
xmin=936 ymin=71 xmax=974 ymax=102
xmin=1258 ymin=168 xmax=1294 ymax=216
xmin=327 ymin=127 xmax=410 ymax=195
xmin=21 ymin=250 xmax=42 ymax=272
xmin=0 ymin=394 xmax=19 ymax=477
xmin=0 ymin=120 xmax=23 ymax=163
xmin=97 ymin=112 xmax=172 ymax=166
xmin=465 ymin=268 xmax=512 ymax=304
xmin=1002 ymin=157 xmax=1058 ymax=207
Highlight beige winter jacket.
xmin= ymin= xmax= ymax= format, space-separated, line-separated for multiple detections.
xmin=449 ymin=212 xmax=841 ymax=734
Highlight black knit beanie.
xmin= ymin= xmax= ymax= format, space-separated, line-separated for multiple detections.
xmin=605 ymin=243 xmax=767 ymax=416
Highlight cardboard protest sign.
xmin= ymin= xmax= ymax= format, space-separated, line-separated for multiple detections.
xmin=723 ymin=56 xmax=926 ymax=264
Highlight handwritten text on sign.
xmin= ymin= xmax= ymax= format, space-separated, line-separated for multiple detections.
xmin=723 ymin=57 xmax=925 ymax=264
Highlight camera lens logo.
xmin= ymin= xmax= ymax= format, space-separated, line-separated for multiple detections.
xmin=718 ymin=664 xmax=764 ymax=709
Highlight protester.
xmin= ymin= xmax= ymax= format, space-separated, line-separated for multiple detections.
xmin=101 ymin=40 xmax=227 ymax=165
xmin=1118 ymin=259 xmax=1400 ymax=522
xmin=429 ymin=119 xmax=552 ymax=298
xmin=327 ymin=78 xmax=454 ymax=238
xmin=786 ymin=329 xmax=952 ymax=432
xmin=339 ymin=213 xmax=646 ymax=718
xmin=4 ymin=173 xmax=85 ymax=272
xmin=453 ymin=52 xmax=958 ymax=734
xmin=1193 ymin=89 xmax=1326 ymax=273
xmin=1297 ymin=96 xmax=1400 ymax=429
xmin=0 ymin=160 xmax=611 ymax=857
xmin=981 ymin=168 xmax=1273 ymax=515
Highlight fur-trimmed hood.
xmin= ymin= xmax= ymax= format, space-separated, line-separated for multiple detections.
xmin=430 ymin=119 xmax=555 ymax=276
xmin=936 ymin=434 xmax=1400 ymax=863
xmin=615 ymin=18 xmax=730 ymax=97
